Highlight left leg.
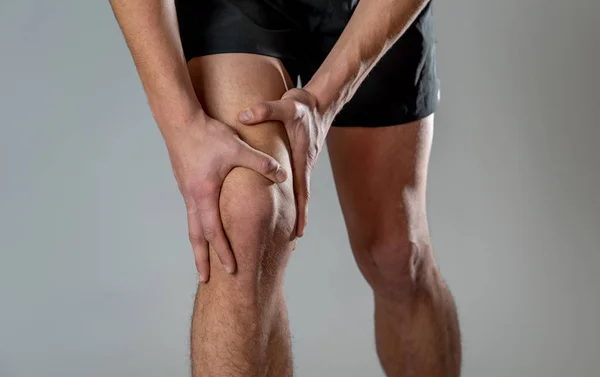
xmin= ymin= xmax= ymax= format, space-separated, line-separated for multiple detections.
xmin=327 ymin=115 xmax=461 ymax=376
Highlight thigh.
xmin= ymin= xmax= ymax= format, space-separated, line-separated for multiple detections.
xmin=187 ymin=53 xmax=294 ymax=171
xmin=326 ymin=115 xmax=434 ymax=255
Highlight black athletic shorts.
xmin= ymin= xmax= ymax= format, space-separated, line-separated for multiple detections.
xmin=175 ymin=0 xmax=440 ymax=127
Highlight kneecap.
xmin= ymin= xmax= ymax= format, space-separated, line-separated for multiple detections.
xmin=220 ymin=166 xmax=296 ymax=278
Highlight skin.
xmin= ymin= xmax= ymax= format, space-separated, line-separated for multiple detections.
xmin=327 ymin=119 xmax=462 ymax=376
xmin=187 ymin=54 xmax=296 ymax=377
xmin=109 ymin=0 xmax=462 ymax=375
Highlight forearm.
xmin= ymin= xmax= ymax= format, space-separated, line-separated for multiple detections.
xmin=109 ymin=0 xmax=200 ymax=133
xmin=304 ymin=0 xmax=429 ymax=123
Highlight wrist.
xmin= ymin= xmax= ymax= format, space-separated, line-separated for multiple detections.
xmin=303 ymin=58 xmax=356 ymax=120
xmin=151 ymin=94 xmax=203 ymax=123
xmin=151 ymin=87 xmax=203 ymax=123
xmin=303 ymin=77 xmax=336 ymax=116
xmin=155 ymin=101 xmax=206 ymax=142
xmin=304 ymin=82 xmax=348 ymax=131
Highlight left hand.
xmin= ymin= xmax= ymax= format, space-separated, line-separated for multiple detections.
xmin=237 ymin=88 xmax=329 ymax=237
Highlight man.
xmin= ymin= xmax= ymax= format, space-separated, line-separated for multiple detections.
xmin=109 ymin=0 xmax=461 ymax=375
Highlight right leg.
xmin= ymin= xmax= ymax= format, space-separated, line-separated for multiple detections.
xmin=187 ymin=54 xmax=297 ymax=377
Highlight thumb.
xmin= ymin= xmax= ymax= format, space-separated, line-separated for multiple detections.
xmin=237 ymin=100 xmax=296 ymax=125
xmin=235 ymin=140 xmax=288 ymax=183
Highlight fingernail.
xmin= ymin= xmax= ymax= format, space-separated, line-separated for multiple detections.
xmin=225 ymin=264 xmax=234 ymax=274
xmin=198 ymin=272 xmax=206 ymax=282
xmin=239 ymin=109 xmax=252 ymax=122
xmin=275 ymin=166 xmax=287 ymax=182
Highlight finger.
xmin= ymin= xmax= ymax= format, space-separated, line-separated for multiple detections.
xmin=197 ymin=190 xmax=237 ymax=274
xmin=235 ymin=141 xmax=288 ymax=183
xmin=237 ymin=100 xmax=296 ymax=125
xmin=295 ymin=172 xmax=310 ymax=238
xmin=187 ymin=205 xmax=210 ymax=282
xmin=291 ymin=153 xmax=310 ymax=238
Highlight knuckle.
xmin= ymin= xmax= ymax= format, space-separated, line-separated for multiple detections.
xmin=182 ymin=181 xmax=198 ymax=196
xmin=216 ymin=248 xmax=231 ymax=259
xmin=202 ymin=225 xmax=217 ymax=241
xmin=257 ymin=103 xmax=272 ymax=119
xmin=194 ymin=180 xmax=217 ymax=199
xmin=305 ymin=143 xmax=317 ymax=159
xmin=304 ymin=189 xmax=311 ymax=201
xmin=231 ymin=138 xmax=244 ymax=155
xmin=183 ymin=197 xmax=197 ymax=212
xmin=188 ymin=232 xmax=200 ymax=243
xmin=261 ymin=157 xmax=277 ymax=174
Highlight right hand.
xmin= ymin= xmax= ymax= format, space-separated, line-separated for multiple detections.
xmin=163 ymin=110 xmax=288 ymax=282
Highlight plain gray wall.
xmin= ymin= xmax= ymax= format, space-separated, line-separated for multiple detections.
xmin=0 ymin=0 xmax=598 ymax=376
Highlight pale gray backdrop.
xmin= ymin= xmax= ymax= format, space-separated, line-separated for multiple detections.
xmin=0 ymin=0 xmax=598 ymax=376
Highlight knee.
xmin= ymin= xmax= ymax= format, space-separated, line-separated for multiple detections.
xmin=219 ymin=166 xmax=296 ymax=287
xmin=355 ymin=233 xmax=437 ymax=301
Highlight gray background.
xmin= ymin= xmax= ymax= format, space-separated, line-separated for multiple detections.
xmin=0 ymin=0 xmax=598 ymax=376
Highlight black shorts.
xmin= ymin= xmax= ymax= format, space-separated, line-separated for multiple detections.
xmin=175 ymin=0 xmax=440 ymax=127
